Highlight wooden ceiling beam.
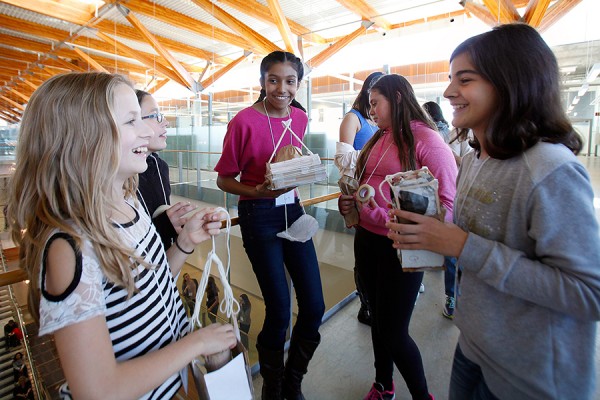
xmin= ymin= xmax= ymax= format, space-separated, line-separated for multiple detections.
xmin=189 ymin=0 xmax=281 ymax=56
xmin=118 ymin=5 xmax=199 ymax=92
xmin=71 ymin=47 xmax=109 ymax=73
xmin=0 ymin=95 xmax=25 ymax=111
xmin=201 ymin=53 xmax=250 ymax=91
xmin=8 ymin=88 xmax=30 ymax=103
xmin=92 ymin=20 xmax=229 ymax=65
xmin=217 ymin=0 xmax=326 ymax=44
xmin=0 ymin=13 xmax=225 ymax=68
xmin=266 ymin=0 xmax=298 ymax=55
xmin=121 ymin=0 xmax=252 ymax=52
xmin=335 ymin=0 xmax=391 ymax=31
xmin=523 ymin=0 xmax=552 ymax=27
xmin=481 ymin=0 xmax=520 ymax=23
xmin=0 ymin=0 xmax=96 ymax=25
xmin=307 ymin=21 xmax=373 ymax=69
xmin=0 ymin=108 xmax=20 ymax=124
xmin=538 ymin=0 xmax=583 ymax=32
xmin=459 ymin=0 xmax=498 ymax=27
xmin=147 ymin=78 xmax=170 ymax=94
xmin=95 ymin=31 xmax=188 ymax=89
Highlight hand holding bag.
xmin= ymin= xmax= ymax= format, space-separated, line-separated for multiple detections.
xmin=378 ymin=167 xmax=445 ymax=271
xmin=188 ymin=210 xmax=253 ymax=400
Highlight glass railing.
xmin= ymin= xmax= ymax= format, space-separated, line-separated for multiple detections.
xmin=0 ymin=149 xmax=357 ymax=400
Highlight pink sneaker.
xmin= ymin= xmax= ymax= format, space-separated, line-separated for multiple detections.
xmin=364 ymin=382 xmax=395 ymax=400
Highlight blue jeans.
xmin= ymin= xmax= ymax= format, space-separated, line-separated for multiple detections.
xmin=444 ymin=256 xmax=457 ymax=298
xmin=238 ymin=199 xmax=325 ymax=350
xmin=449 ymin=344 xmax=499 ymax=400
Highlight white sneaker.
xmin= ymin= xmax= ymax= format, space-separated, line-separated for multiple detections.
xmin=419 ymin=283 xmax=425 ymax=293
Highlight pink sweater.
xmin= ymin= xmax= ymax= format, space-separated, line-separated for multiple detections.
xmin=215 ymin=106 xmax=309 ymax=200
xmin=359 ymin=121 xmax=457 ymax=236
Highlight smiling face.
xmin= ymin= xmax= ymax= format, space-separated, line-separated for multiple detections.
xmin=140 ymin=93 xmax=169 ymax=152
xmin=369 ymin=89 xmax=393 ymax=130
xmin=112 ymin=84 xmax=152 ymax=185
xmin=443 ymin=52 xmax=497 ymax=148
xmin=261 ymin=61 xmax=300 ymax=117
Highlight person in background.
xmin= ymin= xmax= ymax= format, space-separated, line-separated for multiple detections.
xmin=12 ymin=352 xmax=27 ymax=382
xmin=238 ymin=293 xmax=252 ymax=349
xmin=422 ymin=101 xmax=458 ymax=320
xmin=387 ymin=23 xmax=600 ymax=399
xmin=8 ymin=72 xmax=236 ymax=399
xmin=13 ymin=375 xmax=33 ymax=400
xmin=336 ymin=71 xmax=383 ymax=326
xmin=182 ymin=272 xmax=198 ymax=317
xmin=339 ymin=74 xmax=457 ymax=400
xmin=4 ymin=320 xmax=18 ymax=349
xmin=215 ymin=50 xmax=325 ymax=400
xmin=136 ymin=90 xmax=196 ymax=250
xmin=206 ymin=276 xmax=220 ymax=324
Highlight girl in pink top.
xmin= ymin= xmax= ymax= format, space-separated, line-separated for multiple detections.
xmin=215 ymin=51 xmax=324 ymax=400
xmin=339 ymin=74 xmax=457 ymax=400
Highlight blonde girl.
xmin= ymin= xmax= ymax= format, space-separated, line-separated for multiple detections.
xmin=8 ymin=72 xmax=236 ymax=399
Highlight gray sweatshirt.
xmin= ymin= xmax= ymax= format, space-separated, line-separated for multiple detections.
xmin=454 ymin=142 xmax=600 ymax=399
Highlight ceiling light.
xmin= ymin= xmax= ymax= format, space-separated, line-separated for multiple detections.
xmin=572 ymin=97 xmax=580 ymax=105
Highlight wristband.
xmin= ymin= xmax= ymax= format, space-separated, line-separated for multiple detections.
xmin=175 ymin=239 xmax=194 ymax=255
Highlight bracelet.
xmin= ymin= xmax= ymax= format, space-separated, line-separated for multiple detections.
xmin=175 ymin=239 xmax=194 ymax=255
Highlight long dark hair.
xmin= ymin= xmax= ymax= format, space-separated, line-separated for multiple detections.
xmin=253 ymin=51 xmax=306 ymax=112
xmin=450 ymin=23 xmax=581 ymax=158
xmin=422 ymin=101 xmax=447 ymax=125
xmin=352 ymin=71 xmax=384 ymax=119
xmin=355 ymin=74 xmax=437 ymax=176
xmin=240 ymin=293 xmax=251 ymax=311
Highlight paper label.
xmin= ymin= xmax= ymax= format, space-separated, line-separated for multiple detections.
xmin=275 ymin=191 xmax=295 ymax=206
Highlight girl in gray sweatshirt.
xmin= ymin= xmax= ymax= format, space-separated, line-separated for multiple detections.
xmin=386 ymin=23 xmax=600 ymax=400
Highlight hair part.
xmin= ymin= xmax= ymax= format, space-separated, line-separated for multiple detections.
xmin=8 ymin=72 xmax=143 ymax=322
xmin=355 ymin=74 xmax=437 ymax=177
xmin=450 ymin=23 xmax=581 ymax=158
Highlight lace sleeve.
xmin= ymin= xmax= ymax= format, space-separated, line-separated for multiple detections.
xmin=38 ymin=233 xmax=106 ymax=336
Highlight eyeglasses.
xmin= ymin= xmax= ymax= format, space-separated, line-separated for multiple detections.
xmin=141 ymin=112 xmax=165 ymax=123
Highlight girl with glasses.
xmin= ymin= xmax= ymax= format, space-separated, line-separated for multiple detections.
xmin=136 ymin=90 xmax=196 ymax=250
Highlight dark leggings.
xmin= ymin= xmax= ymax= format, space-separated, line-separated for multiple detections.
xmin=355 ymin=227 xmax=429 ymax=400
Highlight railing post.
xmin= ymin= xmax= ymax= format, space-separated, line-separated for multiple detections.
xmin=178 ymin=151 xmax=183 ymax=183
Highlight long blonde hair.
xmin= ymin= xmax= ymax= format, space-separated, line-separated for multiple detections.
xmin=8 ymin=72 xmax=142 ymax=321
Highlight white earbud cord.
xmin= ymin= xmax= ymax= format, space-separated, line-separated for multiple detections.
xmin=190 ymin=208 xmax=240 ymax=336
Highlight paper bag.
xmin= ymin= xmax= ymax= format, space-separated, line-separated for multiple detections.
xmin=190 ymin=339 xmax=253 ymax=400
xmin=379 ymin=167 xmax=445 ymax=271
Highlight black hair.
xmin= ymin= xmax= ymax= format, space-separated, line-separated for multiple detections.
xmin=135 ymin=89 xmax=150 ymax=106
xmin=356 ymin=74 xmax=437 ymax=175
xmin=449 ymin=23 xmax=581 ymax=158
xmin=422 ymin=101 xmax=447 ymax=125
xmin=253 ymin=51 xmax=306 ymax=112
xmin=352 ymin=71 xmax=384 ymax=119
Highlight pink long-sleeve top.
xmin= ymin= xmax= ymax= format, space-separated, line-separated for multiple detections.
xmin=214 ymin=106 xmax=309 ymax=201
xmin=358 ymin=121 xmax=457 ymax=236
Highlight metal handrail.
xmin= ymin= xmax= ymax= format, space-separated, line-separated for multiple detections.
xmin=0 ymin=191 xmax=342 ymax=286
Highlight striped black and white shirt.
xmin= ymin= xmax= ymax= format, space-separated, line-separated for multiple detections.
xmin=39 ymin=200 xmax=188 ymax=399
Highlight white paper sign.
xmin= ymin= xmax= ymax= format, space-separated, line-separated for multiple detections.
xmin=400 ymin=249 xmax=444 ymax=269
xmin=203 ymin=353 xmax=252 ymax=400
